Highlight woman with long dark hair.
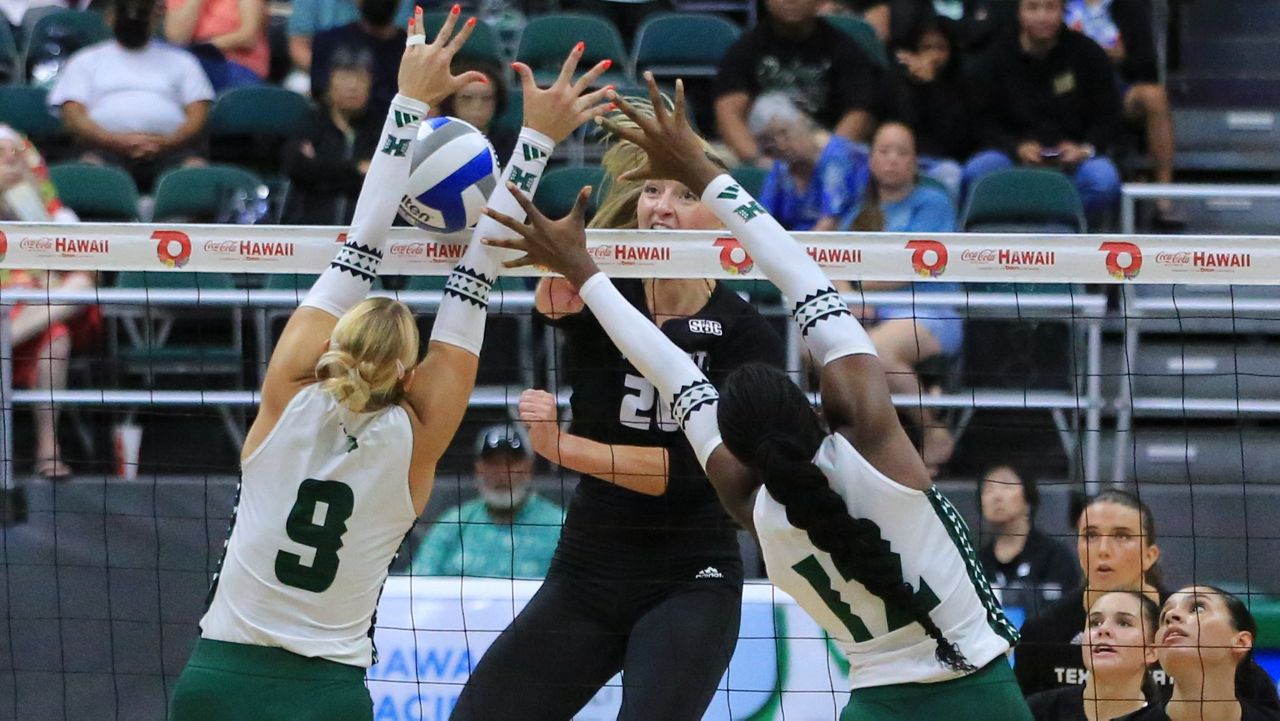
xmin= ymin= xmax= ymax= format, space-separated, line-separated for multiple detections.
xmin=1115 ymin=586 xmax=1280 ymax=721
xmin=481 ymin=73 xmax=1031 ymax=720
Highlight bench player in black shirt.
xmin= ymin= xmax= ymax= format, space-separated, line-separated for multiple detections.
xmin=449 ymin=104 xmax=786 ymax=721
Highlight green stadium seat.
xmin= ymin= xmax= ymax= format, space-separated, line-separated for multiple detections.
xmin=0 ymin=86 xmax=63 ymax=142
xmin=0 ymin=21 xmax=17 ymax=84
xmin=23 ymin=9 xmax=111 ymax=83
xmin=729 ymin=165 xmax=768 ymax=198
xmin=516 ymin=13 xmax=629 ymax=87
xmin=207 ymin=86 xmax=315 ymax=175
xmin=960 ymin=167 xmax=1087 ymax=233
xmin=423 ymin=11 xmax=501 ymax=63
xmin=631 ymin=12 xmax=740 ymax=80
xmin=47 ymin=162 xmax=140 ymax=221
xmin=152 ymin=165 xmax=265 ymax=223
xmin=821 ymin=14 xmax=888 ymax=67
xmin=533 ymin=165 xmax=606 ymax=220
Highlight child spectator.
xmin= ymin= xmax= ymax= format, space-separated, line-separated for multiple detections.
xmin=749 ymin=92 xmax=869 ymax=231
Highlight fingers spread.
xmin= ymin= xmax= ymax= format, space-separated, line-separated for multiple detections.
xmin=595 ymin=114 xmax=646 ymax=147
xmin=480 ymin=237 xmax=526 ymax=251
xmin=502 ymin=256 xmax=536 ymax=269
xmin=445 ymin=16 xmax=478 ymax=53
xmin=673 ymin=79 xmax=687 ymax=127
xmin=573 ymin=58 xmax=612 ymax=94
xmin=643 ymin=71 xmax=666 ymax=124
xmin=609 ymin=92 xmax=658 ymax=135
xmin=569 ymin=185 xmax=593 ymax=220
xmin=556 ymin=41 xmax=585 ymax=88
xmin=504 ymin=181 xmax=540 ymax=220
xmin=431 ymin=4 xmax=460 ymax=46
xmin=481 ymin=204 xmax=530 ymax=235
xmin=511 ymin=62 xmax=536 ymax=93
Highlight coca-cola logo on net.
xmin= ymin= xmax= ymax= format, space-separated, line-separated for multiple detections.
xmin=587 ymin=245 xmax=614 ymax=259
xmin=203 ymin=241 xmax=240 ymax=253
xmin=202 ymin=240 xmax=296 ymax=259
xmin=388 ymin=241 xmax=465 ymax=261
xmin=19 ymin=236 xmax=110 ymax=255
xmin=1155 ymin=250 xmax=1251 ymax=271
xmin=959 ymin=248 xmax=1056 ymax=268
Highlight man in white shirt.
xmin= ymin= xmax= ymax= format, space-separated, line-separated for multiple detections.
xmin=48 ymin=0 xmax=214 ymax=188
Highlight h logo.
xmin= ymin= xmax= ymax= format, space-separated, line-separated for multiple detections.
xmin=733 ymin=201 xmax=766 ymax=222
xmin=381 ymin=135 xmax=410 ymax=157
xmin=509 ymin=166 xmax=538 ymax=192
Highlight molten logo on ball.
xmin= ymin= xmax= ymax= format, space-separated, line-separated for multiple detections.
xmin=398 ymin=117 xmax=500 ymax=234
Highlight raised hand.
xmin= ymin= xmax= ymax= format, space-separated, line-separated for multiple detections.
xmin=595 ymin=71 xmax=722 ymax=195
xmin=480 ymin=183 xmax=598 ymax=287
xmin=397 ymin=6 xmax=490 ymax=106
xmin=513 ymin=43 xmax=614 ymax=144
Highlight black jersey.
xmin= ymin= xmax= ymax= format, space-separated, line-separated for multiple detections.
xmin=1025 ymin=685 xmax=1089 ymax=721
xmin=544 ymin=279 xmax=785 ymax=579
xmin=1114 ymin=701 xmax=1280 ymax=721
xmin=1016 ymin=587 xmax=1173 ymax=696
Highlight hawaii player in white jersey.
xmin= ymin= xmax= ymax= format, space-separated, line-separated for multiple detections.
xmin=479 ymin=74 xmax=1033 ymax=721
xmin=167 ymin=11 xmax=613 ymax=721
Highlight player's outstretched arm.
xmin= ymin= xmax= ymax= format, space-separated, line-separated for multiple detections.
xmin=406 ymin=42 xmax=613 ymax=470
xmin=482 ymin=187 xmax=760 ymax=532
xmin=600 ymin=74 xmax=930 ymax=490
xmin=249 ymin=8 xmax=484 ymax=458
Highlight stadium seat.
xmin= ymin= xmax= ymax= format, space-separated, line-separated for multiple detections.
xmin=960 ymin=168 xmax=1087 ymax=233
xmin=820 ymin=14 xmax=888 ymax=68
xmin=152 ymin=165 xmax=266 ymax=223
xmin=0 ymin=21 xmax=17 ymax=84
xmin=729 ymin=165 xmax=768 ymax=198
xmin=515 ymin=13 xmax=629 ymax=87
xmin=23 ymin=9 xmax=111 ymax=84
xmin=207 ymin=86 xmax=315 ymax=175
xmin=0 ymin=85 xmax=63 ymax=143
xmin=423 ymin=11 xmax=501 ymax=63
xmin=47 ymin=162 xmax=140 ymax=221
xmin=533 ymin=165 xmax=605 ymax=220
xmin=631 ymin=12 xmax=740 ymax=81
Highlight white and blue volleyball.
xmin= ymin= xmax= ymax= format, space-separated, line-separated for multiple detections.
xmin=398 ymin=117 xmax=499 ymax=233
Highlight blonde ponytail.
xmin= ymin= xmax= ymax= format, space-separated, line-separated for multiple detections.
xmin=315 ymin=297 xmax=418 ymax=412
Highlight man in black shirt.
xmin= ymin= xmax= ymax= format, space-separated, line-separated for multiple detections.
xmin=962 ymin=0 xmax=1122 ymax=225
xmin=977 ymin=464 xmax=1079 ymax=619
xmin=714 ymin=0 xmax=885 ymax=167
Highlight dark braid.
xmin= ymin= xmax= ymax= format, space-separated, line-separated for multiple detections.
xmin=719 ymin=364 xmax=975 ymax=673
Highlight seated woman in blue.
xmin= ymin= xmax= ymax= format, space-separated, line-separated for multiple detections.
xmin=749 ymin=93 xmax=869 ymax=231
xmin=843 ymin=121 xmax=960 ymax=477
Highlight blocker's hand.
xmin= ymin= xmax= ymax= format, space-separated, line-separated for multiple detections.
xmin=595 ymin=71 xmax=722 ymax=195
xmin=397 ymin=5 xmax=490 ymax=107
xmin=515 ymin=42 xmax=614 ymax=144
xmin=481 ymin=184 xmax=598 ymax=287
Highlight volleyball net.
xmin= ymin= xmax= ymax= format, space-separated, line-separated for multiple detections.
xmin=3 ymin=222 xmax=1280 ymax=720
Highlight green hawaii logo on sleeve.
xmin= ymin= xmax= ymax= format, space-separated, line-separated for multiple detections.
xmin=509 ymin=166 xmax=539 ymax=192
xmin=734 ymin=200 xmax=766 ymax=221
xmin=380 ymin=134 xmax=410 ymax=157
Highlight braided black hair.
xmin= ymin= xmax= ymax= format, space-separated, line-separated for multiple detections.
xmin=718 ymin=363 xmax=974 ymax=673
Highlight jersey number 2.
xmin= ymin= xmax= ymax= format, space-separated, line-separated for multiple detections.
xmin=275 ymin=479 xmax=355 ymax=593
xmin=793 ymin=555 xmax=941 ymax=643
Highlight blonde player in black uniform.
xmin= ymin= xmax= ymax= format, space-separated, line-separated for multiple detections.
xmin=480 ymin=73 xmax=1033 ymax=721
xmin=167 ymin=12 xmax=613 ymax=721
xmin=450 ymin=104 xmax=785 ymax=720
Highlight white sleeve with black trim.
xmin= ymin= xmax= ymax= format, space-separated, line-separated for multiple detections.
xmin=429 ymin=128 xmax=556 ymax=356
xmin=700 ymin=174 xmax=877 ymax=367
xmin=577 ymin=273 xmax=724 ymax=470
xmin=301 ymin=94 xmax=428 ymax=318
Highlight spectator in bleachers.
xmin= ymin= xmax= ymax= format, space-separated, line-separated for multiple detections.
xmin=164 ymin=0 xmax=268 ymax=90
xmin=1066 ymin=0 xmax=1181 ymax=227
xmin=310 ymin=0 xmax=404 ymax=118
xmin=285 ymin=0 xmax=410 ymax=74
xmin=1016 ymin=488 xmax=1166 ymax=696
xmin=434 ymin=58 xmax=514 ymax=163
xmin=714 ymin=0 xmax=884 ymax=168
xmin=888 ymin=17 xmax=971 ymax=198
xmin=281 ymin=47 xmax=380 ymax=225
xmin=1026 ymin=590 xmax=1159 ymax=721
xmin=1116 ymin=586 xmax=1280 ymax=721
xmin=1 ymin=125 xmax=99 ymax=479
xmin=843 ymin=121 xmax=959 ymax=476
xmin=748 ymin=92 xmax=868 ymax=231
xmin=850 ymin=0 xmax=936 ymax=50
xmin=50 ymin=0 xmax=213 ymax=190
xmin=963 ymin=0 xmax=1122 ymax=226
xmin=410 ymin=424 xmax=563 ymax=579
xmin=977 ymin=463 xmax=1080 ymax=618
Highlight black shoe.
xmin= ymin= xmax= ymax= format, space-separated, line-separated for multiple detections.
xmin=0 ymin=487 xmax=28 ymax=525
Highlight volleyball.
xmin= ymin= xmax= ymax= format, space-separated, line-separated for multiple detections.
xmin=397 ymin=116 xmax=500 ymax=234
